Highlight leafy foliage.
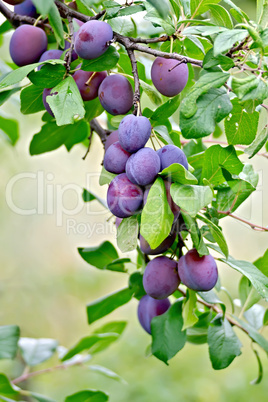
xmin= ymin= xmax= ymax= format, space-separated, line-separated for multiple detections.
xmin=0 ymin=0 xmax=268 ymax=399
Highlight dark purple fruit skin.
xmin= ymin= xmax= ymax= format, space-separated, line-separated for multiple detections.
xmin=143 ymin=256 xmax=180 ymax=299
xmin=138 ymin=295 xmax=170 ymax=334
xmin=118 ymin=115 xmax=151 ymax=153
xmin=105 ymin=130 xmax=119 ymax=151
xmin=68 ymin=1 xmax=77 ymax=10
xmin=73 ymin=69 xmax=107 ymax=101
xmin=107 ymin=173 xmax=143 ymax=218
xmin=98 ymin=75 xmax=133 ymax=116
xmin=74 ymin=20 xmax=113 ymax=60
xmin=4 ymin=0 xmax=24 ymax=5
xmin=104 ymin=141 xmax=131 ymax=174
xmin=14 ymin=0 xmax=37 ymax=18
xmin=42 ymin=88 xmax=57 ymax=117
xmin=9 ymin=25 xmax=47 ymax=67
xmin=139 ymin=232 xmax=176 ymax=255
xmin=157 ymin=144 xmax=188 ymax=171
xmin=126 ymin=147 xmax=160 ymax=186
xmin=164 ymin=180 xmax=180 ymax=219
xmin=37 ymin=49 xmax=63 ymax=70
xmin=177 ymin=249 xmax=218 ymax=291
xmin=151 ymin=57 xmax=189 ymax=97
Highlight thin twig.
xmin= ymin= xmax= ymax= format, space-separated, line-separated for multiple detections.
xmin=89 ymin=118 xmax=110 ymax=147
xmin=64 ymin=16 xmax=74 ymax=75
xmin=0 ymin=0 xmax=51 ymax=30
xmin=217 ymin=211 xmax=268 ymax=232
xmin=114 ymin=33 xmax=203 ymax=67
xmin=177 ymin=287 xmax=249 ymax=335
xmin=126 ymin=48 xmax=140 ymax=115
xmin=12 ymin=358 xmax=85 ymax=385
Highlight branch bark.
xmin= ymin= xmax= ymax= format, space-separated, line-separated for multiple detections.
xmin=126 ymin=48 xmax=140 ymax=115
xmin=0 ymin=0 xmax=51 ymax=29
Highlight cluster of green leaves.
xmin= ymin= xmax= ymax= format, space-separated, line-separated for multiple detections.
xmin=0 ymin=323 xmax=126 ymax=401
xmin=0 ymin=0 xmax=268 ymax=396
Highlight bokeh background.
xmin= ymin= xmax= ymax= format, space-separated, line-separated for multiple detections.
xmin=1 ymin=0 xmax=268 ymax=401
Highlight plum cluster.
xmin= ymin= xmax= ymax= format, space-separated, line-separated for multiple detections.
xmin=137 ymin=249 xmax=218 ymax=334
xmin=6 ymin=1 xmax=218 ymax=337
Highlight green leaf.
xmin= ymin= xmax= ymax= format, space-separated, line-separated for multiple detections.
xmin=257 ymin=0 xmax=268 ymax=27
xmin=0 ymin=115 xmax=19 ymax=145
xmin=239 ymin=277 xmax=261 ymax=312
xmin=203 ymin=49 xmax=235 ymax=70
xmin=84 ymin=97 xmax=104 ymax=121
xmin=209 ymin=4 xmax=233 ymax=28
xmin=118 ymin=4 xmax=145 ymax=17
xmin=160 ymin=163 xmax=198 ymax=184
xmin=181 ymin=212 xmax=209 ymax=255
xmin=78 ymin=241 xmax=128 ymax=272
xmin=231 ymin=76 xmax=259 ymax=100
xmin=186 ymin=311 xmax=213 ymax=344
xmin=180 ymin=88 xmax=232 ymax=139
xmin=107 ymin=17 xmax=134 ymax=36
xmin=117 ymin=215 xmax=139 ymax=253
xmin=224 ymin=99 xmax=259 ymax=145
xmin=140 ymin=177 xmax=174 ymax=249
xmin=244 ymin=124 xmax=268 ymax=158
xmin=30 ymin=392 xmax=56 ymax=402
xmin=215 ymin=165 xmax=258 ymax=213
xmin=150 ymin=95 xmax=180 ymax=126
xmin=144 ymin=3 xmax=174 ymax=35
xmin=180 ymin=72 xmax=229 ymax=119
xmin=20 ymin=85 xmax=44 ymax=114
xmin=147 ymin=0 xmax=170 ymax=18
xmin=46 ymin=77 xmax=85 ymax=126
xmin=182 ymin=290 xmax=198 ymax=330
xmin=88 ymin=365 xmax=126 ymax=384
xmin=254 ymin=248 xmax=268 ymax=277
xmin=82 ymin=189 xmax=107 ymax=208
xmin=197 ymin=214 xmax=228 ymax=257
xmin=170 ymin=184 xmax=213 ymax=217
xmin=0 ymin=20 xmax=12 ymax=35
xmin=139 ymin=78 xmax=162 ymax=106
xmin=201 ymin=145 xmax=243 ymax=185
xmin=32 ymin=0 xmax=55 ymax=14
xmin=190 ymin=0 xmax=221 ymax=17
xmin=0 ymin=374 xmax=18 ymax=398
xmin=234 ymin=317 xmax=268 ymax=353
xmin=81 ymin=47 xmax=120 ymax=72
xmin=128 ymin=272 xmax=146 ymax=299
xmin=183 ymin=25 xmax=227 ymax=36
xmin=0 ymin=88 xmax=20 ymax=106
xmin=0 ymin=60 xmax=65 ymax=90
xmin=214 ymin=29 xmax=248 ymax=56
xmin=151 ymin=300 xmax=186 ymax=364
xmin=61 ymin=333 xmax=120 ymax=362
xmin=208 ymin=316 xmax=242 ymax=369
xmin=28 ymin=64 xmax=66 ymax=88
xmin=87 ymin=288 xmax=134 ymax=324
xmin=250 ymin=349 xmax=263 ymax=385
xmin=18 ymin=338 xmax=58 ymax=366
xmin=48 ymin=2 xmax=65 ymax=48
xmin=65 ymin=390 xmax=109 ymax=402
xmin=219 ymin=255 xmax=268 ymax=301
xmin=30 ymin=120 xmax=89 ymax=155
xmin=99 ymin=166 xmax=117 ymax=186
xmin=0 ymin=325 xmax=20 ymax=360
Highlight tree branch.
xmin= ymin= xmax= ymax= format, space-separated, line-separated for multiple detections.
xmin=177 ymin=287 xmax=249 ymax=335
xmin=0 ymin=0 xmax=51 ymax=29
xmin=64 ymin=16 xmax=74 ymax=75
xmin=126 ymin=48 xmax=140 ymax=115
xmin=217 ymin=211 xmax=268 ymax=232
xmin=54 ymin=0 xmax=105 ymax=22
xmin=89 ymin=118 xmax=110 ymax=147
xmin=114 ymin=32 xmax=203 ymax=67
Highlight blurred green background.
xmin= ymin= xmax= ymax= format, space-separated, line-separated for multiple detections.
xmin=1 ymin=0 xmax=268 ymax=401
